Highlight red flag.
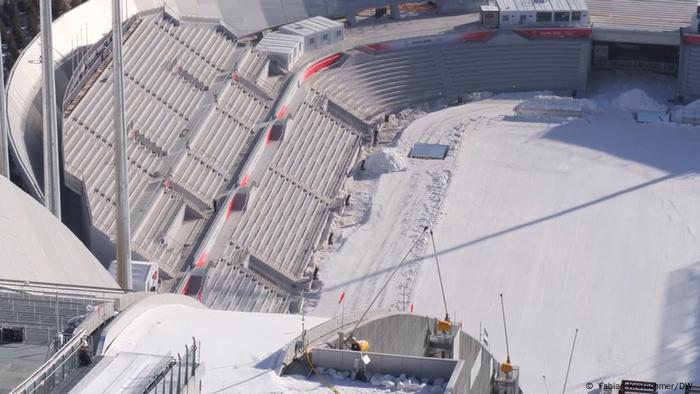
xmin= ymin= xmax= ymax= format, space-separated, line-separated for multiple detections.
xmin=410 ymin=303 xmax=414 ymax=313
xmin=338 ymin=291 xmax=345 ymax=304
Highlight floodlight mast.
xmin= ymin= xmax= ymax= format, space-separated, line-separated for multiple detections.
xmin=112 ymin=0 xmax=132 ymax=291
xmin=40 ymin=0 xmax=61 ymax=218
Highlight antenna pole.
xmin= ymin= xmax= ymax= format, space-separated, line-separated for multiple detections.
xmin=0 ymin=32 xmax=9 ymax=178
xmin=562 ymin=328 xmax=579 ymax=394
xmin=40 ymin=0 xmax=61 ymax=218
xmin=112 ymin=0 xmax=132 ymax=291
xmin=543 ymin=375 xmax=551 ymax=394
xmin=499 ymin=293 xmax=511 ymax=363
xmin=429 ymin=230 xmax=449 ymax=321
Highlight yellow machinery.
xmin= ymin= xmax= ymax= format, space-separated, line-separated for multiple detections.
xmin=436 ymin=319 xmax=451 ymax=333
xmin=350 ymin=339 xmax=370 ymax=352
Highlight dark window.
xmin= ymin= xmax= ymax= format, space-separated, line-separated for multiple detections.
xmin=572 ymin=11 xmax=582 ymax=21
xmin=554 ymin=12 xmax=570 ymax=22
xmin=502 ymin=15 xmax=509 ymax=21
xmin=536 ymin=12 xmax=552 ymax=22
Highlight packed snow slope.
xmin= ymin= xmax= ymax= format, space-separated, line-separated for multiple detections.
xmin=312 ymin=72 xmax=700 ymax=393
xmin=102 ymin=303 xmax=328 ymax=393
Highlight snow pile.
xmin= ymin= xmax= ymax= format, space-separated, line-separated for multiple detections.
xmin=515 ymin=95 xmax=599 ymax=118
xmin=365 ymin=148 xmax=408 ymax=176
xmin=614 ymin=89 xmax=667 ymax=113
xmin=683 ymin=99 xmax=700 ymax=113
xmin=671 ymin=100 xmax=700 ymax=125
xmin=369 ymin=373 xmax=445 ymax=393
xmin=316 ymin=369 xmax=446 ymax=393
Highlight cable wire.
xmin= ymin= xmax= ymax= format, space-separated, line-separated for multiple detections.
xmin=349 ymin=227 xmax=430 ymax=337
xmin=429 ymin=230 xmax=449 ymax=321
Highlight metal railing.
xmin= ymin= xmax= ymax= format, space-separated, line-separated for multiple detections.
xmin=144 ymin=337 xmax=202 ymax=394
xmin=11 ymin=329 xmax=87 ymax=394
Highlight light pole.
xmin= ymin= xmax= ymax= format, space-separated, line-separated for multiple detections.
xmin=40 ymin=0 xmax=61 ymax=218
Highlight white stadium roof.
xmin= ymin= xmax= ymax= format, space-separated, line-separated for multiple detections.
xmin=0 ymin=176 xmax=119 ymax=289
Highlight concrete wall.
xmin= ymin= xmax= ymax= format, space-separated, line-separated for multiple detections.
xmin=456 ymin=331 xmax=498 ymax=393
xmin=351 ymin=313 xmax=436 ymax=357
xmin=679 ymin=38 xmax=700 ymax=102
xmin=311 ymin=347 xmax=457 ymax=381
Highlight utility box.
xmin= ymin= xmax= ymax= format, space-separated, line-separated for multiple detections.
xmin=257 ymin=32 xmax=304 ymax=70
xmin=108 ymin=260 xmax=159 ymax=292
xmin=480 ymin=5 xmax=501 ymax=28
xmin=279 ymin=16 xmax=344 ymax=52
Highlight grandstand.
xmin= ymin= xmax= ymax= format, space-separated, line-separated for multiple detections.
xmin=0 ymin=0 xmax=693 ymax=319
xmin=312 ymin=30 xmax=591 ymax=121
xmin=62 ymin=12 xmax=275 ymax=276
xmin=2 ymin=0 xmax=700 ymax=392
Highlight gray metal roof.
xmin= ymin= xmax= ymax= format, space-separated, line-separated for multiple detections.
xmin=496 ymin=0 xmax=588 ymax=12
xmin=587 ymin=0 xmax=697 ymax=32
xmin=0 ymin=176 xmax=119 ymax=289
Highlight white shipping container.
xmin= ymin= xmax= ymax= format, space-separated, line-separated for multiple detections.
xmin=279 ymin=16 xmax=344 ymax=51
xmin=257 ymin=32 xmax=305 ymax=70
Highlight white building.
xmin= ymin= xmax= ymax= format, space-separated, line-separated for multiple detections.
xmin=108 ymin=260 xmax=159 ymax=292
xmin=279 ymin=16 xmax=344 ymax=51
xmin=490 ymin=0 xmax=590 ymax=28
xmin=257 ymin=31 xmax=305 ymax=70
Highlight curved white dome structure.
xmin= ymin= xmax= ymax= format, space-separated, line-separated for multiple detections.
xmin=0 ymin=175 xmax=119 ymax=289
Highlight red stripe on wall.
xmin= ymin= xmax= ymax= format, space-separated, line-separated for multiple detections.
xmin=195 ymin=251 xmax=208 ymax=268
xmin=181 ymin=277 xmax=190 ymax=295
xmin=276 ymin=104 xmax=288 ymax=119
xmin=226 ymin=198 xmax=235 ymax=220
xmin=459 ymin=31 xmax=494 ymax=42
xmin=516 ymin=28 xmax=592 ymax=39
xmin=302 ymin=53 xmax=342 ymax=82
xmin=683 ymin=34 xmax=700 ymax=45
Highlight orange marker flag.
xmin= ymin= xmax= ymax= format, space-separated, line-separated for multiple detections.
xmin=338 ymin=291 xmax=345 ymax=304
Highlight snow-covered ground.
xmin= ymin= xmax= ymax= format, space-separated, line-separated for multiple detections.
xmin=311 ymin=72 xmax=700 ymax=393
xmin=102 ymin=303 xmax=329 ymax=393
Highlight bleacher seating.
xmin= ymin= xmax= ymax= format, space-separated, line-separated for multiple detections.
xmin=313 ymin=48 xmax=446 ymax=120
xmin=312 ymin=35 xmax=588 ymax=120
xmin=201 ymin=247 xmax=290 ymax=313
xmin=171 ymin=82 xmax=271 ymax=205
xmin=226 ymin=92 xmax=360 ymax=279
xmin=0 ymin=292 xmax=100 ymax=344
xmin=61 ymin=13 xmax=257 ymax=277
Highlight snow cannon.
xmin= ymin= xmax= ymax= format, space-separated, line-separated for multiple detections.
xmin=500 ymin=361 xmax=514 ymax=374
xmin=350 ymin=339 xmax=370 ymax=352
xmin=436 ymin=319 xmax=451 ymax=333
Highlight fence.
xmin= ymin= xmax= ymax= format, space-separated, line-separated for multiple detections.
xmin=11 ymin=329 xmax=87 ymax=394
xmin=143 ymin=337 xmax=202 ymax=394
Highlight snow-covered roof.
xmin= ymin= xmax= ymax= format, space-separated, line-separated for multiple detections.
xmin=281 ymin=16 xmax=343 ymax=36
xmin=93 ymin=297 xmax=328 ymax=392
xmin=0 ymin=176 xmax=119 ymax=290
xmin=496 ymin=0 xmax=588 ymax=12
